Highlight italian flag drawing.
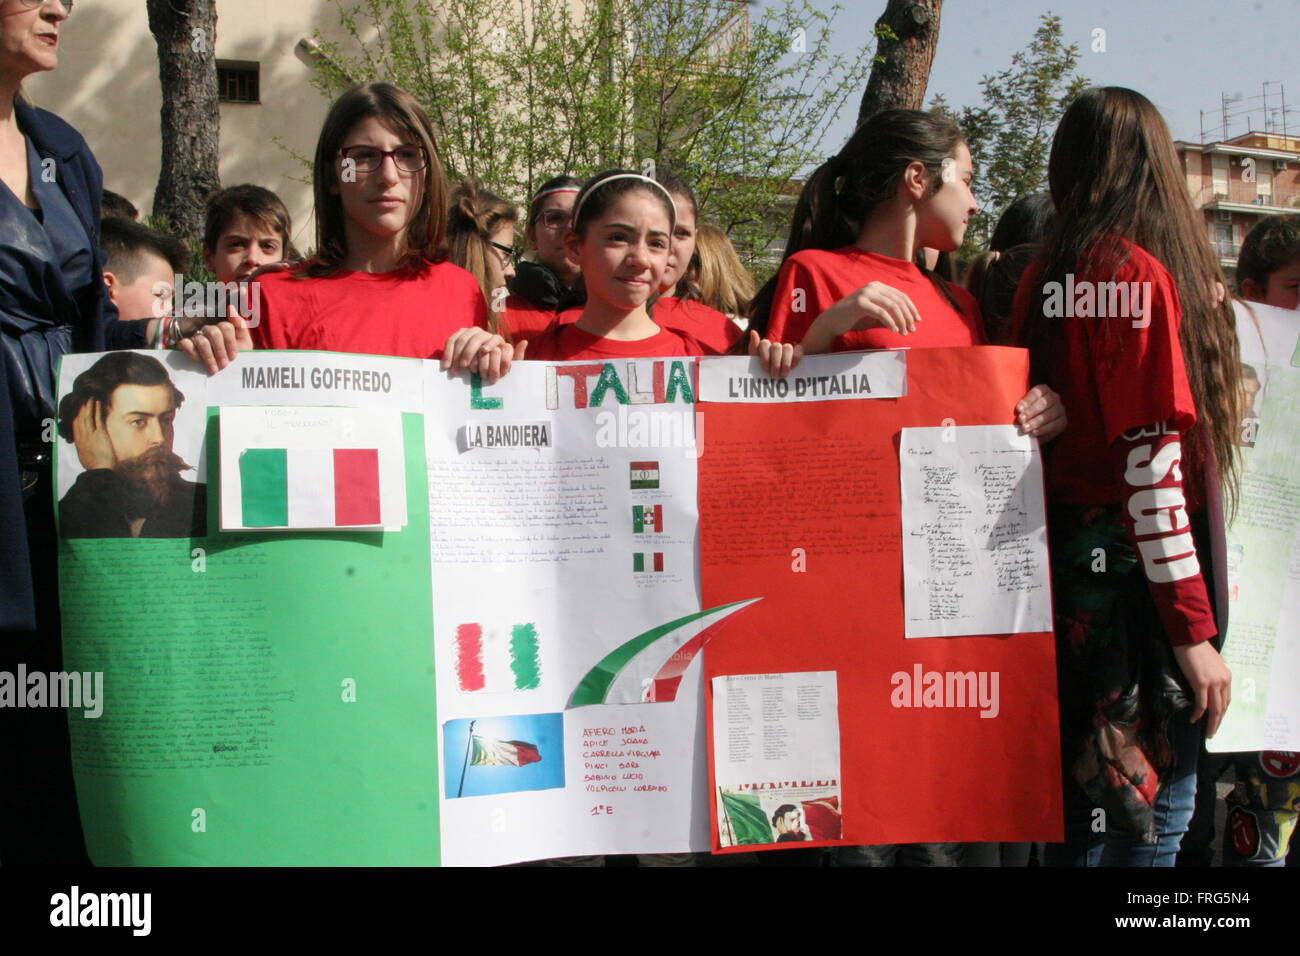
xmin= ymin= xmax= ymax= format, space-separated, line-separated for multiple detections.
xmin=630 ymin=460 xmax=660 ymax=489
xmin=570 ymin=598 xmax=761 ymax=705
xmin=633 ymin=552 xmax=664 ymax=573
xmin=240 ymin=447 xmax=380 ymax=527
xmin=218 ymin=406 xmax=407 ymax=531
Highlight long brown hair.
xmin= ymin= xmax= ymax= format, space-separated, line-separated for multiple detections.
xmin=447 ymin=178 xmax=517 ymax=333
xmin=1022 ymin=87 xmax=1241 ymax=506
xmin=749 ymin=109 xmax=966 ymax=335
xmin=303 ymin=83 xmax=448 ymax=277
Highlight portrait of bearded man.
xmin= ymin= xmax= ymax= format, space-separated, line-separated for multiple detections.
xmin=56 ymin=352 xmax=206 ymax=538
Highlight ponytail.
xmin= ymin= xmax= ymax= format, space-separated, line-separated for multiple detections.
xmin=749 ymin=110 xmax=966 ymax=336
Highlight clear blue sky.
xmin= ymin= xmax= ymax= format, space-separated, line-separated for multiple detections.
xmin=754 ymin=0 xmax=1300 ymax=159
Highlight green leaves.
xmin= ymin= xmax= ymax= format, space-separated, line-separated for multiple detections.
xmin=935 ymin=13 xmax=1089 ymax=258
xmin=310 ymin=0 xmax=871 ymax=272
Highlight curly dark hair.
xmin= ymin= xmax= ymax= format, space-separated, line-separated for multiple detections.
xmin=57 ymin=352 xmax=184 ymax=443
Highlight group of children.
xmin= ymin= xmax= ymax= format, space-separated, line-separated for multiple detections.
xmin=99 ymin=79 xmax=1299 ymax=867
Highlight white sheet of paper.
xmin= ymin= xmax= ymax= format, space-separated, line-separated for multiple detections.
xmin=1211 ymin=301 xmax=1300 ymax=751
xmin=698 ymin=351 xmax=906 ymax=403
xmin=711 ymin=671 xmax=840 ymax=785
xmin=425 ymin=359 xmax=712 ymax=865
xmin=900 ymin=424 xmax=1050 ymax=638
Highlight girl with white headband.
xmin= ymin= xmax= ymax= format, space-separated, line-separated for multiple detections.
xmin=523 ymin=169 xmax=704 ymax=360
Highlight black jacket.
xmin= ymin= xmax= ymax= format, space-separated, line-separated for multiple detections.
xmin=2 ymin=102 xmax=147 ymax=630
xmin=508 ymin=260 xmax=584 ymax=312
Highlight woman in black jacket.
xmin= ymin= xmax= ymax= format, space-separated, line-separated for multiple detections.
xmin=0 ymin=0 xmax=244 ymax=865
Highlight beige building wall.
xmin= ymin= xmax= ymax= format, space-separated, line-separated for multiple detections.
xmin=25 ymin=0 xmax=372 ymax=252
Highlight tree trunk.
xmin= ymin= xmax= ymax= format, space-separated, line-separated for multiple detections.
xmin=147 ymin=0 xmax=221 ymax=241
xmin=857 ymin=0 xmax=943 ymax=125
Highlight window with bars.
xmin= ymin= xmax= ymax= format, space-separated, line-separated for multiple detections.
xmin=217 ymin=62 xmax=259 ymax=104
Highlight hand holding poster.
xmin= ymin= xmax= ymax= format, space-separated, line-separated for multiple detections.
xmin=56 ymin=346 xmax=1062 ymax=864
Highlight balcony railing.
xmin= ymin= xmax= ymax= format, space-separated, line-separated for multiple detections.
xmin=1196 ymin=182 xmax=1294 ymax=208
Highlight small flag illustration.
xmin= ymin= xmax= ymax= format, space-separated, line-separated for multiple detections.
xmin=240 ymin=447 xmax=382 ymax=527
xmin=630 ymin=460 xmax=660 ymax=489
xmin=470 ymin=735 xmax=541 ymax=767
xmin=632 ymin=504 xmax=664 ymax=533
xmin=633 ymin=552 xmax=664 ymax=573
xmin=454 ymin=622 xmax=542 ymax=693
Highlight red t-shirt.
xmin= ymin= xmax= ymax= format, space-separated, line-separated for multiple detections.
xmin=504 ymin=296 xmax=740 ymax=356
xmin=526 ymin=323 xmax=702 ymax=361
xmin=653 ymin=296 xmax=743 ymax=355
xmin=767 ymin=247 xmax=984 ymax=350
xmin=501 ymin=294 xmax=560 ymax=342
xmin=1010 ymin=238 xmax=1213 ymax=646
xmin=1009 ymin=241 xmax=1200 ymax=508
xmin=251 ymin=260 xmax=487 ymax=359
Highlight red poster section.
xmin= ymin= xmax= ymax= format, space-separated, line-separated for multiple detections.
xmin=700 ymin=347 xmax=1062 ymax=851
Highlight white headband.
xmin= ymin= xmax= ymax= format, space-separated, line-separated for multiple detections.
xmin=572 ymin=173 xmax=678 ymax=226
xmin=533 ymin=185 xmax=580 ymax=201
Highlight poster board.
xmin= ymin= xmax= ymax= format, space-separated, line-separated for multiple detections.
xmin=55 ymin=346 xmax=1062 ymax=864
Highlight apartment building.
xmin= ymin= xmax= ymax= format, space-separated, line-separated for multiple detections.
xmin=1175 ymin=131 xmax=1300 ymax=277
xmin=24 ymin=1 xmax=377 ymax=250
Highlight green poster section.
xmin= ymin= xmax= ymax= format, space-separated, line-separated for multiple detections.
xmin=58 ymin=411 xmax=440 ymax=865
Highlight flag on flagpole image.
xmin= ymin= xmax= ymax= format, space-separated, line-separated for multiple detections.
xmin=718 ymin=790 xmax=772 ymax=846
xmin=470 ymin=735 xmax=541 ymax=767
xmin=444 ymin=713 xmax=565 ymax=799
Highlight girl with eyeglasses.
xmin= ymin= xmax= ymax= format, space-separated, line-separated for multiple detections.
xmin=252 ymin=83 xmax=517 ymax=381
xmin=501 ymin=175 xmax=586 ymax=340
xmin=446 ymin=178 xmax=522 ymax=334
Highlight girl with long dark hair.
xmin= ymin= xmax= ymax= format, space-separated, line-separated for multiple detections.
xmin=252 ymin=83 xmax=515 ymax=381
xmin=751 ymin=109 xmax=1064 ymax=438
xmin=1012 ymin=87 xmax=1239 ymax=866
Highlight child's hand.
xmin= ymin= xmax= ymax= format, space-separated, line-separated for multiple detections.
xmin=845 ymin=281 xmax=922 ymax=335
xmin=441 ymin=329 xmax=525 ymax=384
xmin=802 ymin=282 xmax=921 ymax=354
xmin=176 ymin=313 xmax=246 ymax=373
xmin=748 ymin=330 xmax=802 ymax=378
xmin=1173 ymin=641 xmax=1232 ymax=739
xmin=1016 ymin=384 xmax=1067 ymax=441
